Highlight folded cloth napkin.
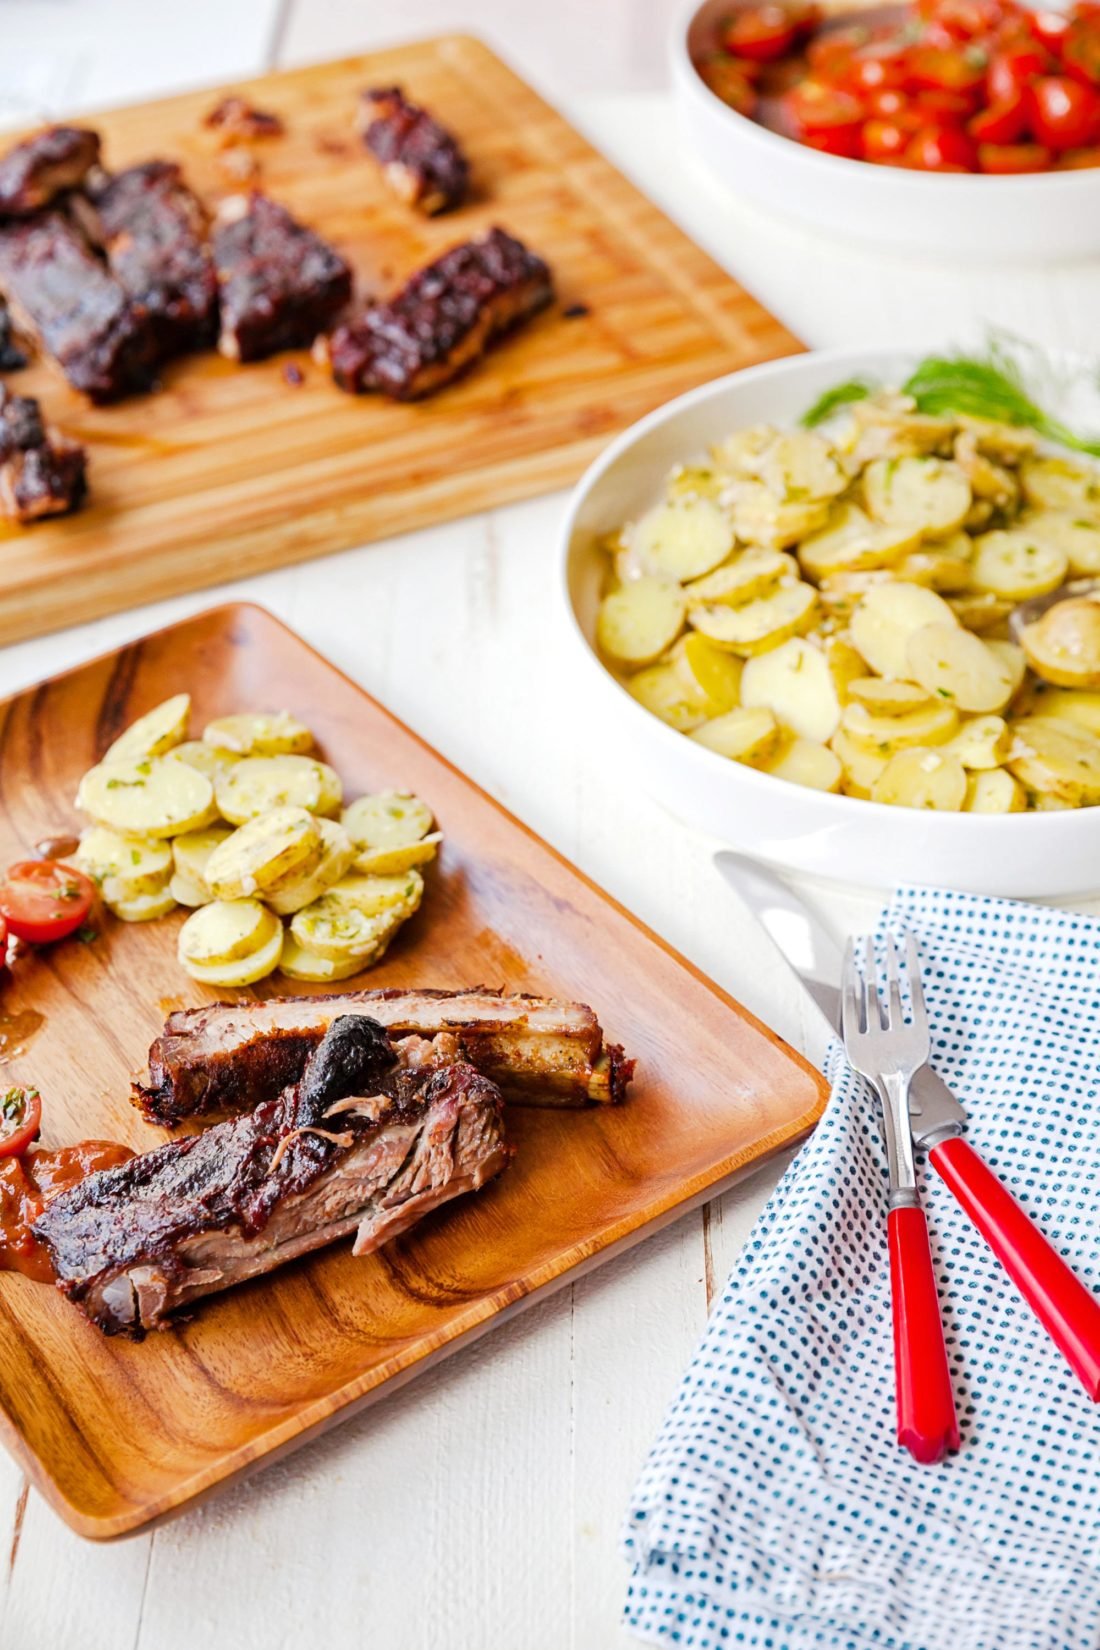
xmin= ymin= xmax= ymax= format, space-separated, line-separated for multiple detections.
xmin=623 ymin=886 xmax=1100 ymax=1650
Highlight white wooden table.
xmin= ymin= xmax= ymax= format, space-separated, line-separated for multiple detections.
xmin=1 ymin=5 xmax=1099 ymax=1647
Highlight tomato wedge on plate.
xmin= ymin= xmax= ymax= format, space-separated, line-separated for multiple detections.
xmin=0 ymin=1087 xmax=42 ymax=1159
xmin=1027 ymin=75 xmax=1100 ymax=147
xmin=0 ymin=860 xmax=95 ymax=945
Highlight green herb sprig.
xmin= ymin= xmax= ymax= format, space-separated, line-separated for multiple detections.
xmin=903 ymin=353 xmax=1100 ymax=458
xmin=799 ymin=378 xmax=876 ymax=428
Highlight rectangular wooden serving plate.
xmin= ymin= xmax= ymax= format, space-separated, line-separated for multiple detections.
xmin=0 ymin=604 xmax=826 ymax=1538
xmin=0 ymin=36 xmax=800 ymax=647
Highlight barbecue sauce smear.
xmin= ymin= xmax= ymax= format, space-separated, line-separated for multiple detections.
xmin=0 ymin=1141 xmax=133 ymax=1281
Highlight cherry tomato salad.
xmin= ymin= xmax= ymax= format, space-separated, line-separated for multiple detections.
xmin=694 ymin=0 xmax=1100 ymax=172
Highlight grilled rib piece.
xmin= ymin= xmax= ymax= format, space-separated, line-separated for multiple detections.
xmin=212 ymin=193 xmax=352 ymax=362
xmin=0 ymin=386 xmax=86 ymax=522
xmin=135 ymin=987 xmax=632 ymax=1126
xmin=35 ymin=1016 xmax=510 ymax=1337
xmin=79 ymin=162 xmax=217 ymax=357
xmin=319 ymin=226 xmax=553 ymax=400
xmin=203 ymin=96 xmax=285 ymax=144
xmin=358 ymin=86 xmax=468 ymax=215
xmin=0 ymin=213 xmax=158 ymax=401
xmin=0 ymin=126 xmax=100 ymax=216
xmin=0 ymin=301 xmax=26 ymax=371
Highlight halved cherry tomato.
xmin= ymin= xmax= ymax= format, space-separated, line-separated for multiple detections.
xmin=862 ymin=116 xmax=912 ymax=160
xmin=1030 ymin=10 xmax=1070 ymax=51
xmin=928 ymin=0 xmax=1003 ymax=39
xmin=987 ymin=44 xmax=1052 ymax=101
xmin=0 ymin=861 xmax=95 ymax=945
xmin=843 ymin=48 xmax=907 ymax=95
xmin=906 ymin=44 xmax=988 ymax=95
xmin=968 ymin=90 xmax=1029 ymax=140
xmin=806 ymin=22 xmax=871 ymax=75
xmin=1058 ymin=143 xmax=1100 ymax=164
xmin=723 ymin=3 xmax=816 ymax=62
xmin=977 ymin=139 xmax=1054 ymax=168
xmin=698 ymin=54 xmax=760 ymax=115
xmin=916 ymin=87 xmax=981 ymax=121
xmin=0 ymin=1087 xmax=42 ymax=1160
xmin=785 ymin=78 xmax=866 ymax=134
xmin=904 ymin=122 xmax=980 ymax=166
xmin=1027 ymin=73 xmax=1100 ymax=146
xmin=1063 ymin=14 xmax=1100 ymax=84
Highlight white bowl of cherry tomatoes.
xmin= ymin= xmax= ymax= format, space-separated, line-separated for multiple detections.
xmin=674 ymin=0 xmax=1100 ymax=259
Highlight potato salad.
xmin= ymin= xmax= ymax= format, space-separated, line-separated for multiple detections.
xmin=595 ymin=390 xmax=1100 ymax=813
xmin=71 ymin=694 xmax=441 ymax=985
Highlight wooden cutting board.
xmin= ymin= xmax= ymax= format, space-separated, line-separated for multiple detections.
xmin=0 ymin=604 xmax=825 ymax=1538
xmin=0 ymin=36 xmax=799 ymax=647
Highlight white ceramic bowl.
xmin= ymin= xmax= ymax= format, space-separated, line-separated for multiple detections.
xmin=560 ymin=345 xmax=1100 ymax=897
xmin=673 ymin=0 xmax=1100 ymax=262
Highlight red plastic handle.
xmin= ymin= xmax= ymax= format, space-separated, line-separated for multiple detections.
xmin=930 ymin=1135 xmax=1100 ymax=1400
xmin=887 ymin=1205 xmax=961 ymax=1463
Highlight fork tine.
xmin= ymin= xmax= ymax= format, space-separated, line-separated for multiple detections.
xmin=885 ymin=931 xmax=904 ymax=1028
xmin=905 ymin=932 xmax=928 ymax=1033
xmin=841 ymin=937 xmax=863 ymax=1041
xmin=864 ymin=935 xmax=881 ymax=1030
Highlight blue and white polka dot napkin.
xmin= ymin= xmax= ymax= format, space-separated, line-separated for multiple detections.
xmin=623 ymin=886 xmax=1100 ymax=1650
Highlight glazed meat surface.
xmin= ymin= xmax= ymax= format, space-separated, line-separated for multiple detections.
xmin=0 ymin=300 xmax=26 ymax=371
xmin=35 ymin=1015 xmax=510 ymax=1336
xmin=212 ymin=193 xmax=352 ymax=362
xmin=320 ymin=226 xmax=552 ymax=400
xmin=0 ymin=213 xmax=157 ymax=401
xmin=135 ymin=987 xmax=632 ymax=1126
xmin=358 ymin=86 xmax=468 ymax=215
xmin=0 ymin=386 xmax=86 ymax=522
xmin=0 ymin=125 xmax=99 ymax=216
xmin=83 ymin=162 xmax=217 ymax=356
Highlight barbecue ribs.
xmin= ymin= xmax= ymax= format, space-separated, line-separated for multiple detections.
xmin=0 ymin=213 xmax=158 ymax=401
xmin=80 ymin=162 xmax=218 ymax=356
xmin=35 ymin=1015 xmax=511 ymax=1336
xmin=0 ymin=126 xmax=99 ymax=216
xmin=0 ymin=386 xmax=86 ymax=522
xmin=0 ymin=301 xmax=26 ymax=371
xmin=319 ymin=227 xmax=552 ymax=400
xmin=212 ymin=193 xmax=352 ymax=361
xmin=358 ymin=86 xmax=468 ymax=215
xmin=135 ymin=988 xmax=632 ymax=1126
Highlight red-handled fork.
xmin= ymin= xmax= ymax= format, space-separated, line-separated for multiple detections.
xmin=841 ymin=934 xmax=961 ymax=1465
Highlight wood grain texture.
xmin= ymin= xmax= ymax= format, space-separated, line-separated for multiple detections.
xmin=0 ymin=602 xmax=826 ymax=1540
xmin=0 ymin=36 xmax=800 ymax=648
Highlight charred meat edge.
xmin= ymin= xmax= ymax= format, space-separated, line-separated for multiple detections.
xmin=0 ymin=385 xmax=86 ymax=523
xmin=0 ymin=126 xmax=100 ymax=216
xmin=212 ymin=193 xmax=353 ymax=363
xmin=135 ymin=987 xmax=633 ymax=1127
xmin=357 ymin=86 xmax=468 ymax=216
xmin=34 ymin=1017 xmax=511 ymax=1337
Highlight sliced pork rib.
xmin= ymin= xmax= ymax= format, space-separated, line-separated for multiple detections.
xmin=319 ymin=226 xmax=553 ymax=400
xmin=80 ymin=162 xmax=218 ymax=357
xmin=212 ymin=193 xmax=352 ymax=362
xmin=358 ymin=86 xmax=468 ymax=215
xmin=0 ymin=386 xmax=86 ymax=522
xmin=135 ymin=987 xmax=633 ymax=1126
xmin=34 ymin=1015 xmax=511 ymax=1337
xmin=0 ymin=300 xmax=26 ymax=371
xmin=0 ymin=213 xmax=158 ymax=401
xmin=0 ymin=126 xmax=100 ymax=216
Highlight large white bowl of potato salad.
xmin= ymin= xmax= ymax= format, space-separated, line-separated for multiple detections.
xmin=561 ymin=345 xmax=1100 ymax=896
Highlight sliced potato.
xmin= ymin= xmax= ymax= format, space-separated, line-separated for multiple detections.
xmin=665 ymin=464 xmax=725 ymax=504
xmin=626 ymin=664 xmax=708 ymax=732
xmin=688 ymin=580 xmax=817 ymax=657
xmin=905 ymin=623 xmax=1016 ymax=714
xmin=943 ymin=714 xmax=1010 ymax=770
xmin=178 ymin=898 xmax=278 ymax=966
xmin=1020 ymin=456 xmax=1100 ymax=513
xmin=215 ymin=755 xmax=331 ymax=823
xmin=632 ymin=499 xmax=733 ymax=581
xmin=353 ymin=832 xmax=442 ymax=877
xmin=265 ymin=817 xmax=357 ymax=914
xmin=824 ymin=634 xmax=867 ymax=704
xmin=761 ymin=736 xmax=842 ymax=792
xmin=202 ymin=712 xmax=314 ymax=757
xmin=104 ymin=694 xmax=190 ymax=764
xmin=183 ymin=920 xmax=285 ymax=987
xmin=965 ymin=767 xmax=1025 ymax=813
xmin=1007 ymin=716 xmax=1100 ymax=803
xmin=1020 ymin=598 xmax=1100 ymax=689
xmin=894 ymin=549 xmax=973 ymax=593
xmin=290 ymin=897 xmax=386 ymax=964
xmin=830 ymin=728 xmax=889 ymax=797
xmin=971 ymin=529 xmax=1068 ymax=601
xmin=204 ymin=806 xmax=322 ymax=899
xmin=847 ymin=678 xmax=931 ymax=716
xmin=1026 ymin=686 xmax=1100 ymax=737
xmin=172 ymin=825 xmax=233 ymax=888
xmin=170 ymin=870 xmax=212 ymax=908
xmin=313 ymin=760 xmax=343 ymax=817
xmin=711 ymin=423 xmax=778 ymax=476
xmin=758 ymin=430 xmax=846 ymax=504
xmin=817 ymin=570 xmax=892 ymax=622
xmin=596 ymin=577 xmax=685 ymax=666
xmin=730 ymin=480 xmax=830 ymax=549
xmin=841 ymin=698 xmax=959 ymax=755
xmin=341 ymin=791 xmax=434 ymax=852
xmin=104 ymin=885 xmax=180 ymax=923
xmin=669 ymin=633 xmax=743 ymax=716
xmin=1020 ymin=510 xmax=1100 ymax=577
xmin=954 ymin=429 xmax=1018 ymax=510
xmin=849 ymin=582 xmax=958 ymax=679
xmin=863 ymin=456 xmax=971 ymax=535
xmin=956 ymin=415 xmax=1036 ymax=465
xmin=985 ymin=638 xmax=1027 ymax=698
xmin=871 ymin=747 xmax=967 ymax=811
xmin=684 ymin=549 xmax=793 ymax=606
xmin=74 ymin=827 xmax=173 ymax=897
xmin=278 ymin=931 xmax=374 ymax=983
xmin=325 ymin=870 xmax=424 ymax=920
xmin=947 ymin=591 xmax=1014 ymax=634
xmin=740 ymin=638 xmax=841 ymax=741
xmin=689 ymin=706 xmax=779 ymax=763
xmin=168 ymin=740 xmax=241 ymax=787
xmin=77 ymin=757 xmax=216 ymax=839
xmin=798 ymin=502 xmax=919 ymax=580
